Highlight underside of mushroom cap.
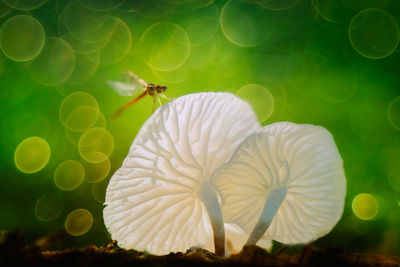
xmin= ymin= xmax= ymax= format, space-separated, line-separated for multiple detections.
xmin=104 ymin=92 xmax=260 ymax=255
xmin=211 ymin=122 xmax=346 ymax=245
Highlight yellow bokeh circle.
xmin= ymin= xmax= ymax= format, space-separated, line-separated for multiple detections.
xmin=343 ymin=0 xmax=392 ymax=10
xmin=63 ymin=2 xmax=115 ymax=43
xmin=0 ymin=3 xmax=12 ymax=18
xmin=140 ymin=22 xmax=191 ymax=71
xmin=28 ymin=37 xmax=75 ymax=86
xmin=387 ymin=96 xmax=400 ymax=131
xmin=312 ymin=62 xmax=359 ymax=103
xmin=91 ymin=181 xmax=107 ymax=203
xmin=349 ymin=8 xmax=399 ymax=59
xmin=83 ymin=153 xmax=111 ymax=183
xmin=67 ymin=51 xmax=101 ymax=84
xmin=220 ymin=0 xmax=268 ymax=47
xmin=34 ymin=193 xmax=64 ymax=222
xmin=78 ymin=127 xmax=114 ymax=163
xmin=0 ymin=15 xmax=45 ymax=62
xmin=65 ymin=209 xmax=93 ymax=236
xmin=100 ymin=17 xmax=132 ymax=65
xmin=236 ymin=84 xmax=274 ymax=122
xmin=65 ymin=106 xmax=100 ymax=132
xmin=352 ymin=193 xmax=379 ymax=220
xmin=65 ymin=111 xmax=107 ymax=145
xmin=256 ymin=0 xmax=300 ymax=11
xmin=59 ymin=91 xmax=99 ymax=127
xmin=2 ymin=0 xmax=48 ymax=11
xmin=54 ymin=160 xmax=85 ymax=191
xmin=77 ymin=0 xmax=125 ymax=11
xmin=62 ymin=33 xmax=108 ymax=54
xmin=14 ymin=137 xmax=51 ymax=174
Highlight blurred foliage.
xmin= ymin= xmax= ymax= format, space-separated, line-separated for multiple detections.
xmin=0 ymin=0 xmax=399 ymax=256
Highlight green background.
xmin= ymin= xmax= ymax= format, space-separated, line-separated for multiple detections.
xmin=0 ymin=0 xmax=399 ymax=255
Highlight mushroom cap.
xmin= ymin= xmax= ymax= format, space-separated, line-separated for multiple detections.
xmin=103 ymin=92 xmax=260 ymax=254
xmin=211 ymin=122 xmax=346 ymax=244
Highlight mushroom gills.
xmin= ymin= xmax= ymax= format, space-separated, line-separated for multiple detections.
xmin=246 ymin=186 xmax=287 ymax=246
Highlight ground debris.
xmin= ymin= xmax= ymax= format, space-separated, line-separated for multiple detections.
xmin=0 ymin=231 xmax=398 ymax=267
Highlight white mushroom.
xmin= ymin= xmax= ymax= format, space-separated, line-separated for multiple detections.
xmin=103 ymin=92 xmax=261 ymax=255
xmin=211 ymin=122 xmax=346 ymax=246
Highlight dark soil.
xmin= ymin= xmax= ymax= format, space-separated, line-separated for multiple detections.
xmin=1 ymin=231 xmax=398 ymax=267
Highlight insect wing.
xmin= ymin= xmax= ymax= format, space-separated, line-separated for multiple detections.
xmin=123 ymin=71 xmax=147 ymax=86
xmin=107 ymin=80 xmax=146 ymax=96
xmin=108 ymin=71 xmax=147 ymax=97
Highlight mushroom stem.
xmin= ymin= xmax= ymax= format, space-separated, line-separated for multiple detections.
xmin=246 ymin=187 xmax=287 ymax=246
xmin=199 ymin=181 xmax=225 ymax=256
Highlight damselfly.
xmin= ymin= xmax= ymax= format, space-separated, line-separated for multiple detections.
xmin=108 ymin=71 xmax=171 ymax=118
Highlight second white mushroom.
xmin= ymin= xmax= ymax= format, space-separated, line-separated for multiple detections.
xmin=211 ymin=122 xmax=346 ymax=247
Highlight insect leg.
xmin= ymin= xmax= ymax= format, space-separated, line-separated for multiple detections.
xmin=157 ymin=95 xmax=162 ymax=107
xmin=159 ymin=93 xmax=172 ymax=101
xmin=152 ymin=96 xmax=156 ymax=113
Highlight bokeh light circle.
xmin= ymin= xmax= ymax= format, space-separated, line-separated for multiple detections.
xmin=28 ymin=37 xmax=75 ymax=86
xmin=204 ymin=34 xmax=249 ymax=77
xmin=2 ymin=0 xmax=48 ymax=11
xmin=140 ymin=22 xmax=191 ymax=71
xmin=0 ymin=53 xmax=3 ymax=76
xmin=14 ymin=137 xmax=50 ymax=174
xmin=236 ymin=84 xmax=274 ymax=122
xmin=65 ymin=106 xmax=100 ymax=132
xmin=283 ymin=50 xmax=325 ymax=95
xmin=186 ymin=16 xmax=219 ymax=46
xmin=186 ymin=39 xmax=217 ymax=69
xmin=63 ymin=2 xmax=107 ymax=34
xmin=65 ymin=209 xmax=93 ymax=236
xmin=54 ymin=160 xmax=85 ymax=191
xmin=65 ymin=111 xmax=107 ymax=145
xmin=91 ymin=181 xmax=107 ymax=203
xmin=67 ymin=51 xmax=100 ymax=84
xmin=125 ymin=0 xmax=177 ymax=19
xmin=311 ymin=0 xmax=353 ymax=27
xmin=348 ymin=8 xmax=400 ymax=59
xmin=100 ymin=17 xmax=132 ymax=65
xmin=220 ymin=0 xmax=268 ymax=47
xmin=0 ymin=15 xmax=45 ymax=62
xmin=77 ymin=0 xmax=125 ymax=11
xmin=83 ymin=154 xmax=111 ymax=183
xmin=342 ymin=0 xmax=392 ymax=10
xmin=183 ymin=5 xmax=219 ymax=46
xmin=387 ymin=96 xmax=400 ymax=131
xmin=312 ymin=62 xmax=359 ymax=103
xmin=387 ymin=164 xmax=400 ymax=191
xmin=63 ymin=2 xmax=116 ymax=43
xmin=255 ymin=0 xmax=300 ymax=11
xmin=62 ymin=33 xmax=108 ymax=54
xmin=0 ymin=2 xmax=12 ymax=18
xmin=34 ymin=193 xmax=64 ymax=222
xmin=78 ymin=127 xmax=114 ymax=163
xmin=349 ymin=97 xmax=388 ymax=139
xmin=59 ymin=92 xmax=99 ymax=126
xmin=352 ymin=193 xmax=379 ymax=220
